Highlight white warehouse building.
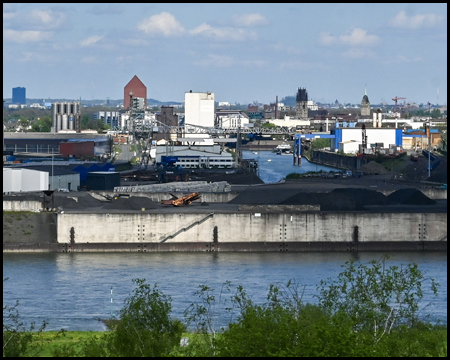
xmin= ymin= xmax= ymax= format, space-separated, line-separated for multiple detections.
xmin=331 ymin=128 xmax=403 ymax=154
xmin=184 ymin=91 xmax=215 ymax=128
xmin=3 ymin=168 xmax=49 ymax=193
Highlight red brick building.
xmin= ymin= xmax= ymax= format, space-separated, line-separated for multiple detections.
xmin=124 ymin=75 xmax=147 ymax=110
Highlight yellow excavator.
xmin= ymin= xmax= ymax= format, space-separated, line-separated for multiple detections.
xmin=161 ymin=192 xmax=201 ymax=206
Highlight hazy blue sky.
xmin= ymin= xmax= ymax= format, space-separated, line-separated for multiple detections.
xmin=3 ymin=3 xmax=447 ymax=106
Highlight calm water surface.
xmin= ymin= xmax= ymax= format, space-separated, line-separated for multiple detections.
xmin=243 ymin=150 xmax=339 ymax=183
xmin=3 ymin=252 xmax=447 ymax=331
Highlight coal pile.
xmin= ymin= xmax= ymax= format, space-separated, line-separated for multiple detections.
xmin=279 ymin=188 xmax=391 ymax=211
xmin=359 ymin=161 xmax=388 ymax=175
xmin=387 ymin=189 xmax=436 ymax=205
xmin=280 ymin=191 xmax=363 ymax=211
xmin=228 ymin=188 xmax=299 ymax=205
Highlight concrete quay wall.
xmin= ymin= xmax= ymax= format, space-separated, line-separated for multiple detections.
xmin=56 ymin=211 xmax=447 ymax=245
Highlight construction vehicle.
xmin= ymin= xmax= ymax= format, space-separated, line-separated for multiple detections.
xmin=161 ymin=192 xmax=201 ymax=206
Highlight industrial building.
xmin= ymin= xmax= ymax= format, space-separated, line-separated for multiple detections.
xmin=94 ymin=111 xmax=120 ymax=128
xmin=124 ymin=75 xmax=147 ymax=110
xmin=154 ymin=106 xmax=179 ymax=142
xmin=60 ymin=141 xmax=95 ymax=159
xmin=51 ymin=101 xmax=81 ymax=133
xmin=3 ymin=167 xmax=48 ymax=193
xmin=215 ymin=109 xmax=250 ymax=129
xmin=3 ymin=132 xmax=111 ymax=158
xmin=85 ymin=172 xmax=120 ymax=191
xmin=331 ymin=127 xmax=403 ymax=154
xmin=12 ymin=87 xmax=26 ymax=105
xmin=184 ymin=91 xmax=215 ymax=128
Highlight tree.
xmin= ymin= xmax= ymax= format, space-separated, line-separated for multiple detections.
xmin=31 ymin=116 xmax=52 ymax=132
xmin=317 ymin=255 xmax=440 ymax=342
xmin=311 ymin=138 xmax=331 ymax=150
xmin=17 ymin=118 xmax=30 ymax=132
xmin=81 ymin=114 xmax=90 ymax=129
xmin=105 ymin=279 xmax=185 ymax=357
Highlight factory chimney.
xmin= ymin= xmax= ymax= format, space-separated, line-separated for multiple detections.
xmin=275 ymin=96 xmax=278 ymax=119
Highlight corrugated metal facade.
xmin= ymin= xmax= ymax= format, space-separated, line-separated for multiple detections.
xmin=3 ymin=168 xmax=48 ymax=193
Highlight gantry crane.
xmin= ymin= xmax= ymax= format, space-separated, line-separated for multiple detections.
xmin=392 ymin=96 xmax=406 ymax=119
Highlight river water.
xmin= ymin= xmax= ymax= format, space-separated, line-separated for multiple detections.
xmin=3 ymin=252 xmax=447 ymax=331
xmin=242 ymin=150 xmax=338 ymax=183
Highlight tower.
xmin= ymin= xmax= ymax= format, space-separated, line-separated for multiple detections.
xmin=12 ymin=87 xmax=26 ymax=105
xmin=361 ymin=87 xmax=371 ymax=117
xmin=124 ymin=75 xmax=147 ymax=110
xmin=296 ymin=88 xmax=308 ymax=120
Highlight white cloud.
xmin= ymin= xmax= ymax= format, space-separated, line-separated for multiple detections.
xmin=231 ymin=13 xmax=270 ymax=27
xmin=137 ymin=12 xmax=185 ymax=36
xmin=80 ymin=35 xmax=104 ymax=47
xmin=318 ymin=32 xmax=335 ymax=46
xmin=190 ymin=23 xmax=257 ymax=41
xmin=28 ymin=9 xmax=67 ymax=30
xmin=4 ymin=8 xmax=67 ymax=32
xmin=3 ymin=29 xmax=52 ymax=43
xmin=340 ymin=28 xmax=379 ymax=46
xmin=320 ymin=28 xmax=379 ymax=47
xmin=389 ymin=10 xmax=445 ymax=29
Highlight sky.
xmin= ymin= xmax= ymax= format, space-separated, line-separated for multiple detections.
xmin=3 ymin=3 xmax=447 ymax=106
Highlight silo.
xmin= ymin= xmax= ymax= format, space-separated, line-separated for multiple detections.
xmin=52 ymin=103 xmax=58 ymax=132
xmin=57 ymin=114 xmax=62 ymax=132
xmin=377 ymin=110 xmax=382 ymax=128
xmin=62 ymin=114 xmax=68 ymax=130
xmin=373 ymin=112 xmax=377 ymax=128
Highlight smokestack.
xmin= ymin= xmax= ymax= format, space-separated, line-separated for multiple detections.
xmin=275 ymin=96 xmax=278 ymax=119
xmin=373 ymin=112 xmax=377 ymax=128
xmin=377 ymin=110 xmax=382 ymax=128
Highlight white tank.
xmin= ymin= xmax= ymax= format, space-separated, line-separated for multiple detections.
xmin=57 ymin=115 xmax=62 ymax=132
xmin=373 ymin=113 xmax=377 ymax=128
xmin=62 ymin=114 xmax=68 ymax=130
xmin=377 ymin=111 xmax=382 ymax=128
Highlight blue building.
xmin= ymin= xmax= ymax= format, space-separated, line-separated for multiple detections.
xmin=12 ymin=87 xmax=26 ymax=105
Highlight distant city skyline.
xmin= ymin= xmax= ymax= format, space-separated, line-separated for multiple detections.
xmin=3 ymin=3 xmax=447 ymax=106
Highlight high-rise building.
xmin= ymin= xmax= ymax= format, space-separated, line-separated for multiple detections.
xmin=184 ymin=91 xmax=215 ymax=128
xmin=296 ymin=88 xmax=308 ymax=119
xmin=51 ymin=101 xmax=81 ymax=133
xmin=12 ymin=87 xmax=26 ymax=105
xmin=124 ymin=75 xmax=147 ymax=110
